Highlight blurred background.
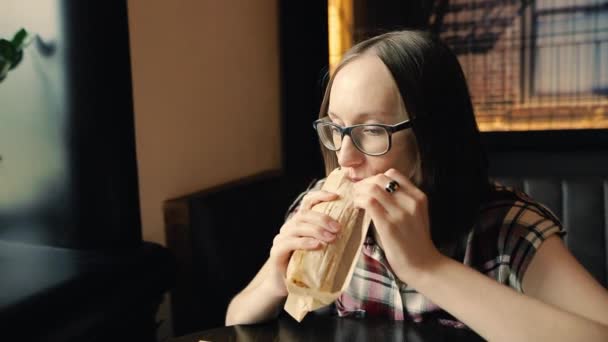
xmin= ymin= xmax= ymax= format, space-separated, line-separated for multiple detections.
xmin=329 ymin=0 xmax=608 ymax=131
xmin=131 ymin=0 xmax=608 ymax=252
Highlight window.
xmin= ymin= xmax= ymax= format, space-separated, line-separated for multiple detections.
xmin=533 ymin=0 xmax=608 ymax=96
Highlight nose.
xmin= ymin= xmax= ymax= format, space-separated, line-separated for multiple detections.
xmin=337 ymin=135 xmax=364 ymax=168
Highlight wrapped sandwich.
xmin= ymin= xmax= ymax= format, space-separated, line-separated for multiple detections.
xmin=284 ymin=168 xmax=372 ymax=321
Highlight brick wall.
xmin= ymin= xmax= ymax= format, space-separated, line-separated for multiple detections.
xmin=437 ymin=0 xmax=608 ymax=131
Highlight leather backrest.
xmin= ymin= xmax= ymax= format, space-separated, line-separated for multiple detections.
xmin=491 ymin=153 xmax=608 ymax=288
xmin=164 ymin=173 xmax=310 ymax=335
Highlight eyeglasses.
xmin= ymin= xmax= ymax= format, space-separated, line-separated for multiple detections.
xmin=312 ymin=118 xmax=414 ymax=156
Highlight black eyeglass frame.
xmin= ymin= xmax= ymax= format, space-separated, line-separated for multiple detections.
xmin=312 ymin=118 xmax=414 ymax=156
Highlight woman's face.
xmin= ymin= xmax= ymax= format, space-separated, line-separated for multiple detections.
xmin=327 ymin=55 xmax=419 ymax=183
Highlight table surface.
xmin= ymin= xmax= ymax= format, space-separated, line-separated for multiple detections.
xmin=171 ymin=314 xmax=485 ymax=342
xmin=0 ymin=240 xmax=174 ymax=341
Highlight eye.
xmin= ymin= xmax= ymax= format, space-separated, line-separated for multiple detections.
xmin=330 ymin=125 xmax=341 ymax=134
xmin=362 ymin=127 xmax=384 ymax=136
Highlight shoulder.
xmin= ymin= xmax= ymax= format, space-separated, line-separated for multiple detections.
xmin=284 ymin=177 xmax=326 ymax=220
xmin=477 ymin=182 xmax=563 ymax=236
xmin=470 ymin=183 xmax=566 ymax=290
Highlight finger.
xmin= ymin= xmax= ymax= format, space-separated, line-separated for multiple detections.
xmin=271 ymin=236 xmax=321 ymax=259
xmin=300 ymin=190 xmax=340 ymax=211
xmin=353 ymin=189 xmax=389 ymax=216
xmin=383 ymin=169 xmax=428 ymax=216
xmin=356 ymin=177 xmax=401 ymax=214
xmin=353 ymin=193 xmax=391 ymax=231
xmin=279 ymin=211 xmax=340 ymax=241
xmin=384 ymin=168 xmax=426 ymax=200
xmin=371 ymin=174 xmax=417 ymax=215
xmin=298 ymin=210 xmax=341 ymax=233
xmin=281 ymin=211 xmax=341 ymax=236
xmin=291 ymin=221 xmax=338 ymax=242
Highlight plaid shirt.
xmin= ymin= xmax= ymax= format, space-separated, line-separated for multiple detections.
xmin=285 ymin=180 xmax=565 ymax=328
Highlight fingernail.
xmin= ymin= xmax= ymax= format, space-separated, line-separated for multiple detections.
xmin=329 ymin=221 xmax=340 ymax=232
xmin=323 ymin=231 xmax=335 ymax=240
xmin=308 ymin=239 xmax=319 ymax=247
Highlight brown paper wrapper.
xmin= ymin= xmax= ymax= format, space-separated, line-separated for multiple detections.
xmin=284 ymin=168 xmax=372 ymax=321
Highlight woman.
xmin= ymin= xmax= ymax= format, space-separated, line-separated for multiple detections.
xmin=225 ymin=30 xmax=608 ymax=340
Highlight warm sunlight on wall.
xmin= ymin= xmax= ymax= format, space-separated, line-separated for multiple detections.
xmin=128 ymin=1 xmax=281 ymax=246
xmin=328 ymin=0 xmax=353 ymax=74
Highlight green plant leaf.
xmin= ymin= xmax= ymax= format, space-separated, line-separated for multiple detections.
xmin=0 ymin=58 xmax=9 ymax=81
xmin=10 ymin=50 xmax=23 ymax=69
xmin=0 ymin=39 xmax=16 ymax=62
xmin=12 ymin=29 xmax=28 ymax=50
xmin=0 ymin=29 xmax=32 ymax=83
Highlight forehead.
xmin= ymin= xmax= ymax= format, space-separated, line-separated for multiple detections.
xmin=328 ymin=55 xmax=406 ymax=121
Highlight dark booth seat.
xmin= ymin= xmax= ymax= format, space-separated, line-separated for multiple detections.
xmin=0 ymin=240 xmax=175 ymax=341
xmin=164 ymin=171 xmax=311 ymax=335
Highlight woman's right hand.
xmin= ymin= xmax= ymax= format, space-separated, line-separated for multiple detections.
xmin=266 ymin=190 xmax=343 ymax=296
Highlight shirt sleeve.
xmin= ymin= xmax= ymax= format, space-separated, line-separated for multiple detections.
xmin=498 ymin=200 xmax=566 ymax=292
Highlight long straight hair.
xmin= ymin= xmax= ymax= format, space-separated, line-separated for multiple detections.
xmin=317 ymin=30 xmax=490 ymax=245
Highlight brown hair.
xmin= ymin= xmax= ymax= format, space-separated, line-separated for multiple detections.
xmin=317 ymin=30 xmax=490 ymax=245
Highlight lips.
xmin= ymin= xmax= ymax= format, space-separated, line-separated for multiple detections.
xmin=340 ymin=168 xmax=364 ymax=182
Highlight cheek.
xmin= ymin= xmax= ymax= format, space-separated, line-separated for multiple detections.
xmin=382 ymin=134 xmax=418 ymax=173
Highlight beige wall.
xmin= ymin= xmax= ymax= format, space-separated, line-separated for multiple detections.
xmin=128 ymin=0 xmax=281 ymax=246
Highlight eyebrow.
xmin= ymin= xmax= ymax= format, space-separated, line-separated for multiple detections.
xmin=327 ymin=111 xmax=390 ymax=121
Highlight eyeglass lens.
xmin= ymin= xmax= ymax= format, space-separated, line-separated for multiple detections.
xmin=317 ymin=123 xmax=390 ymax=155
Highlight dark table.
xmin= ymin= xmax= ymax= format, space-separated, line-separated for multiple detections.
xmin=0 ymin=240 xmax=175 ymax=341
xmin=171 ymin=313 xmax=485 ymax=342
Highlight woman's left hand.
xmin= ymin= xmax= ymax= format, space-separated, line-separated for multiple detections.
xmin=352 ymin=168 xmax=443 ymax=283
